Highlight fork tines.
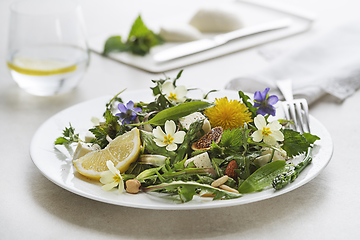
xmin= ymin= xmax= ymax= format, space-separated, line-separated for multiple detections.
xmin=281 ymin=98 xmax=310 ymax=133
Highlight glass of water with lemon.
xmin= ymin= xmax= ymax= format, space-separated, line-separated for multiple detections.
xmin=7 ymin=0 xmax=90 ymax=96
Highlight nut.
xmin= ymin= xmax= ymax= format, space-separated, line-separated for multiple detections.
xmin=225 ymin=160 xmax=239 ymax=180
xmin=191 ymin=127 xmax=223 ymax=150
xmin=211 ymin=175 xmax=228 ymax=187
xmin=219 ymin=184 xmax=239 ymax=193
xmin=125 ymin=179 xmax=141 ymax=194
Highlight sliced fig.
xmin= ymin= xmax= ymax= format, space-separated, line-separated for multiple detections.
xmin=191 ymin=126 xmax=223 ymax=151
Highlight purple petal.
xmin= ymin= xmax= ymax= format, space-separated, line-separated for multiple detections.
xmin=126 ymin=101 xmax=134 ymax=110
xmin=253 ymin=91 xmax=263 ymax=102
xmin=267 ymin=95 xmax=279 ymax=105
xmin=253 ymin=102 xmax=261 ymax=108
xmin=256 ymin=108 xmax=268 ymax=116
xmin=118 ymin=103 xmax=127 ymax=113
xmin=261 ymin=88 xmax=270 ymax=99
xmin=133 ymin=107 xmax=142 ymax=112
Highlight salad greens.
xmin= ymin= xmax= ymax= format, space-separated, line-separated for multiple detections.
xmin=55 ymin=70 xmax=320 ymax=203
xmin=103 ymin=15 xmax=163 ymax=56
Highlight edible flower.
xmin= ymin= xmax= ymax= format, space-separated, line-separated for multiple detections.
xmin=204 ymin=97 xmax=252 ymax=130
xmin=152 ymin=120 xmax=186 ymax=151
xmin=100 ymin=161 xmax=124 ymax=193
xmin=162 ymin=81 xmax=187 ymax=103
xmin=251 ymin=115 xmax=284 ymax=146
xmin=116 ymin=100 xmax=142 ymax=124
xmin=253 ymin=88 xmax=279 ymax=116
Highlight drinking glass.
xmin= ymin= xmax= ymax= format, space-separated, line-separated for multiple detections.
xmin=7 ymin=0 xmax=90 ymax=96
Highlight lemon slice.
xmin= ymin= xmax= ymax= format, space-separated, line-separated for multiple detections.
xmin=73 ymin=128 xmax=141 ymax=180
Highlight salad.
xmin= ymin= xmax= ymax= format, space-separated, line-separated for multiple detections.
xmin=55 ymin=70 xmax=319 ymax=203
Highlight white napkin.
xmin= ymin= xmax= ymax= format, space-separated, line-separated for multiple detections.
xmin=225 ymin=19 xmax=360 ymax=104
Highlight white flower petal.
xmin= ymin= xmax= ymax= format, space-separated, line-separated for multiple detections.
xmin=154 ymin=138 xmax=167 ymax=147
xmin=162 ymin=81 xmax=174 ymax=95
xmin=263 ymin=135 xmax=277 ymax=146
xmin=271 ymin=130 xmax=284 ymax=141
xmin=166 ymin=143 xmax=178 ymax=151
xmin=118 ymin=179 xmax=125 ymax=193
xmin=101 ymin=181 xmax=118 ymax=191
xmin=173 ymin=131 xmax=186 ymax=144
xmin=100 ymin=171 xmax=115 ymax=184
xmin=254 ymin=115 xmax=266 ymax=129
xmin=251 ymin=130 xmax=263 ymax=142
xmin=165 ymin=120 xmax=176 ymax=136
xmin=153 ymin=126 xmax=166 ymax=139
xmin=175 ymin=86 xmax=187 ymax=99
xmin=268 ymin=120 xmax=282 ymax=131
xmin=106 ymin=160 xmax=119 ymax=175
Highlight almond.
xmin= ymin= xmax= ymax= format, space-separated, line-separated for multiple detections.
xmin=225 ymin=160 xmax=239 ymax=180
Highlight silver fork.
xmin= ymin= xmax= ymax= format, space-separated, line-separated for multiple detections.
xmin=276 ymin=79 xmax=311 ymax=133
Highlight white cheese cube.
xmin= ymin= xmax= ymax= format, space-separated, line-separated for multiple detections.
xmin=184 ymin=152 xmax=212 ymax=168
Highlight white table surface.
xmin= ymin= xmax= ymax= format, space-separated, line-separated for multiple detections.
xmin=1 ymin=0 xmax=359 ymax=239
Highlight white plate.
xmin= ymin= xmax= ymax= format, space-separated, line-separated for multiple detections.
xmin=30 ymin=89 xmax=333 ymax=210
xmin=88 ymin=0 xmax=315 ymax=73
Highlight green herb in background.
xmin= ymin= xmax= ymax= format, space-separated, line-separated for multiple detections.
xmin=103 ymin=15 xmax=164 ymax=56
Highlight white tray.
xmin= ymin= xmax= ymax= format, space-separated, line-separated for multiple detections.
xmin=88 ymin=0 xmax=315 ymax=73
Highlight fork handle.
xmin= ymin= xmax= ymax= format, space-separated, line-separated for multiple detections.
xmin=276 ymin=80 xmax=294 ymax=101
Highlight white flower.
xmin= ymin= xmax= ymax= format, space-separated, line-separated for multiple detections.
xmin=251 ymin=115 xmax=284 ymax=146
xmin=100 ymin=160 xmax=124 ymax=193
xmin=162 ymin=81 xmax=187 ymax=103
xmin=152 ymin=120 xmax=186 ymax=151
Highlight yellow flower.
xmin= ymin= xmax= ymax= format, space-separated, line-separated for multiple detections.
xmin=204 ymin=97 xmax=252 ymax=130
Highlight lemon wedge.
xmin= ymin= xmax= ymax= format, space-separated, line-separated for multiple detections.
xmin=73 ymin=128 xmax=141 ymax=180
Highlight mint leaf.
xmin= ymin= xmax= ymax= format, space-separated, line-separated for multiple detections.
xmin=103 ymin=15 xmax=163 ymax=56
xmin=103 ymin=36 xmax=128 ymax=55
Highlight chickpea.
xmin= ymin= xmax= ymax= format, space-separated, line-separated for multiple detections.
xmin=125 ymin=179 xmax=141 ymax=194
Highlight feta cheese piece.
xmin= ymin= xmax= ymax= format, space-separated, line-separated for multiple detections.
xmin=184 ymin=152 xmax=212 ymax=168
xmin=159 ymin=23 xmax=202 ymax=42
xmin=253 ymin=147 xmax=287 ymax=167
xmin=72 ymin=143 xmax=100 ymax=160
xmin=179 ymin=112 xmax=211 ymax=134
xmin=189 ymin=7 xmax=243 ymax=32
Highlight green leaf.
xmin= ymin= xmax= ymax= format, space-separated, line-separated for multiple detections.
xmin=238 ymin=91 xmax=257 ymax=119
xmin=103 ymin=36 xmax=128 ymax=55
xmin=54 ymin=137 xmax=69 ymax=145
xmin=238 ymin=160 xmax=288 ymax=193
xmin=143 ymin=181 xmax=242 ymax=203
xmin=131 ymin=101 xmax=214 ymax=126
xmin=282 ymin=129 xmax=311 ymax=157
xmin=302 ymin=132 xmax=320 ymax=144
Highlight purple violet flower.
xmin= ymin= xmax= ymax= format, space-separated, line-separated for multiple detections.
xmin=116 ymin=101 xmax=142 ymax=124
xmin=253 ymin=88 xmax=279 ymax=116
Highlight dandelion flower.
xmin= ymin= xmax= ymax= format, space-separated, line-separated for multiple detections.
xmin=204 ymin=97 xmax=252 ymax=130
xmin=251 ymin=114 xmax=284 ymax=146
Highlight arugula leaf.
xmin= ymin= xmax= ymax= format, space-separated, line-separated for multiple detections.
xmin=143 ymin=181 xmax=242 ymax=203
xmin=54 ymin=124 xmax=81 ymax=145
xmin=103 ymin=15 xmax=163 ymax=56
